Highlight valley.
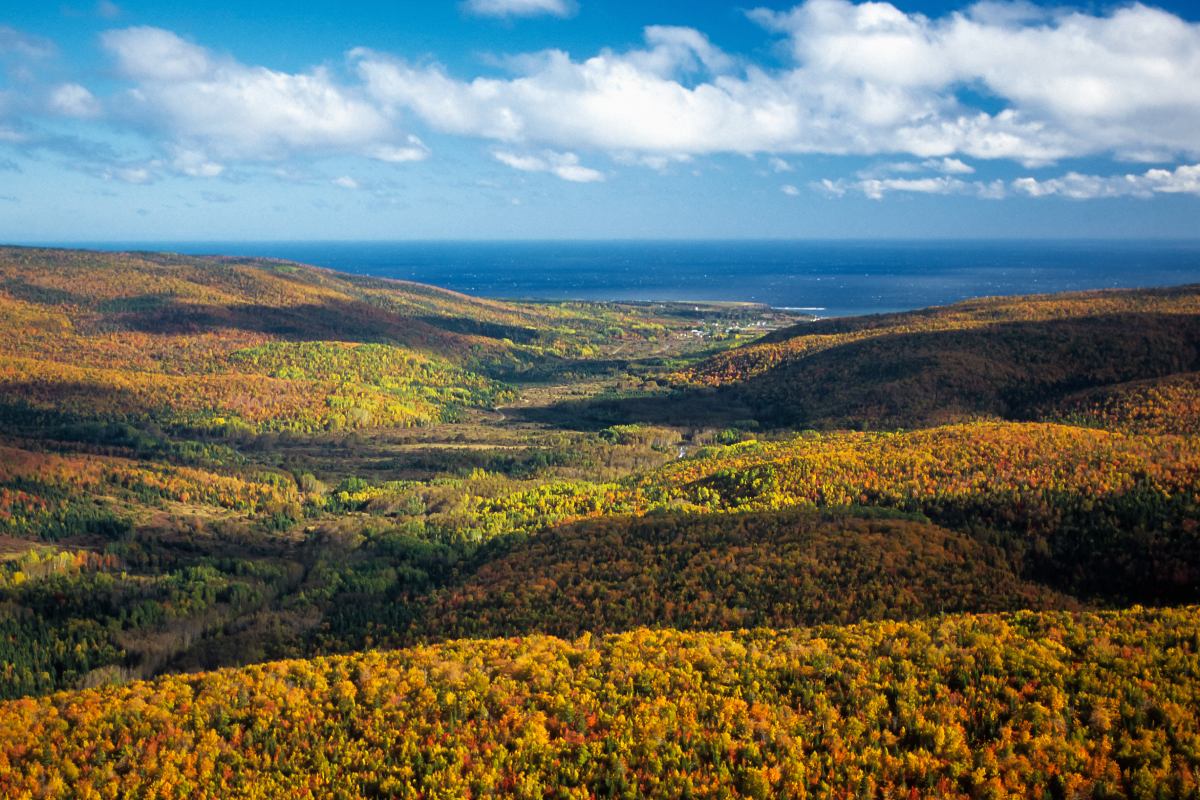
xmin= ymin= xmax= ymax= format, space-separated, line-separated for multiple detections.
xmin=0 ymin=247 xmax=1197 ymax=797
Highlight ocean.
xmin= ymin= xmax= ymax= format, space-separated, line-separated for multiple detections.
xmin=65 ymin=240 xmax=1200 ymax=318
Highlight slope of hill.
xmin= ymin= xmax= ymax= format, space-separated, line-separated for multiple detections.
xmin=0 ymin=246 xmax=795 ymax=697
xmin=398 ymin=510 xmax=1076 ymax=644
xmin=1 ymin=606 xmax=1196 ymax=799
xmin=1047 ymin=371 xmax=1200 ymax=435
xmin=0 ymin=246 xmax=755 ymax=434
xmin=683 ymin=284 xmax=1200 ymax=387
xmin=649 ymin=422 xmax=1200 ymax=602
xmin=674 ymin=286 xmax=1200 ymax=429
xmin=329 ymin=421 xmax=1195 ymax=600
xmin=2 ymin=246 xmax=1199 ymax=797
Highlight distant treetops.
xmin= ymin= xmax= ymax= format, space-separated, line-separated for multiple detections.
xmin=1 ymin=606 xmax=1197 ymax=799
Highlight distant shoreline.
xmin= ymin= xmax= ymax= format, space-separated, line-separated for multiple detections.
xmin=4 ymin=240 xmax=1200 ymax=319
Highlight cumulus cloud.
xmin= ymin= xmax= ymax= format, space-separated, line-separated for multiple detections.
xmin=98 ymin=26 xmax=421 ymax=171
xmin=1013 ymin=163 xmax=1200 ymax=199
xmin=8 ymin=2 xmax=1196 ymax=198
xmin=751 ymin=0 xmax=1200 ymax=162
xmin=355 ymin=1 xmax=1200 ymax=168
xmin=355 ymin=30 xmax=782 ymax=154
xmin=48 ymin=83 xmax=101 ymax=118
xmin=102 ymin=27 xmax=210 ymax=81
xmin=332 ymin=175 xmax=360 ymax=189
xmin=493 ymin=149 xmax=604 ymax=182
xmin=463 ymin=0 xmax=575 ymax=18
xmin=781 ymin=184 xmax=800 ymax=196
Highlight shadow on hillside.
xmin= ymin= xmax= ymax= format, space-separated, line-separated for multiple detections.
xmin=0 ymin=384 xmax=159 ymax=423
xmin=412 ymin=316 xmax=541 ymax=344
xmin=495 ymin=354 xmax=687 ymax=384
xmin=737 ymin=312 xmax=1200 ymax=428
xmin=1 ymin=278 xmax=86 ymax=306
xmin=113 ymin=298 xmax=530 ymax=354
xmin=514 ymin=312 xmax=1200 ymax=431
xmin=510 ymin=386 xmax=756 ymax=431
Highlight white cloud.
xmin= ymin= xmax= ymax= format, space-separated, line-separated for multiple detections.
xmin=354 ymin=1 xmax=1200 ymax=168
xmin=353 ymin=30 xmax=776 ymax=155
xmin=781 ymin=184 xmax=800 ymax=196
xmin=820 ymin=175 xmax=1005 ymax=200
xmin=172 ymin=147 xmax=223 ymax=177
xmin=99 ymin=26 xmax=418 ymax=168
xmin=822 ymin=161 xmax=1200 ymax=201
xmin=861 ymin=157 xmax=973 ymax=177
xmin=493 ymin=149 xmax=604 ymax=182
xmin=925 ymin=157 xmax=973 ymax=174
xmin=751 ymin=0 xmax=1200 ymax=162
xmin=29 ymin=4 xmax=1199 ymax=196
xmin=1013 ymin=163 xmax=1200 ymax=199
xmin=861 ymin=177 xmax=973 ymax=200
xmin=332 ymin=175 xmax=360 ymax=189
xmin=494 ymin=151 xmax=545 ymax=172
xmin=463 ymin=0 xmax=574 ymax=19
xmin=48 ymin=83 xmax=101 ymax=118
xmin=636 ymin=25 xmax=735 ymax=75
xmin=102 ymin=27 xmax=210 ymax=81
xmin=1149 ymin=165 xmax=1200 ymax=195
xmin=369 ymin=135 xmax=430 ymax=163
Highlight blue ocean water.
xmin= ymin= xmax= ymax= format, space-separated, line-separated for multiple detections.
xmin=68 ymin=240 xmax=1200 ymax=318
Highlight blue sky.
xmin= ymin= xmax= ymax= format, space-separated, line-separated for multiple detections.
xmin=2 ymin=0 xmax=1199 ymax=240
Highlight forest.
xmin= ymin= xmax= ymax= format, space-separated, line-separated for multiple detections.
xmin=2 ymin=608 xmax=1197 ymax=798
xmin=0 ymin=246 xmax=1198 ymax=798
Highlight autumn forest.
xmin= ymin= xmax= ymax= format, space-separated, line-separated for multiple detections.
xmin=0 ymin=245 xmax=1198 ymax=798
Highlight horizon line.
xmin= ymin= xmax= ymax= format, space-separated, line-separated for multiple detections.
xmin=11 ymin=237 xmax=1200 ymax=247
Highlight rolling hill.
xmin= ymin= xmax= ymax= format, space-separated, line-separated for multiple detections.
xmin=1 ymin=606 xmax=1196 ymax=799
xmin=674 ymin=285 xmax=1200 ymax=429
xmin=0 ymin=246 xmax=738 ymax=435
xmin=398 ymin=510 xmax=1076 ymax=643
xmin=1 ymin=247 xmax=1199 ymax=799
xmin=1047 ymin=370 xmax=1200 ymax=435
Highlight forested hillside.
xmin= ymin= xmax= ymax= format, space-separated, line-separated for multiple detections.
xmin=0 ymin=247 xmax=791 ymax=697
xmin=1048 ymin=371 xmax=1200 ymax=435
xmin=2 ymin=247 xmax=1199 ymax=798
xmin=675 ymin=285 xmax=1200 ymax=428
xmin=0 ymin=246 xmax=767 ymax=434
xmin=2 ymin=607 xmax=1197 ymax=799
xmin=400 ymin=510 xmax=1075 ymax=643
